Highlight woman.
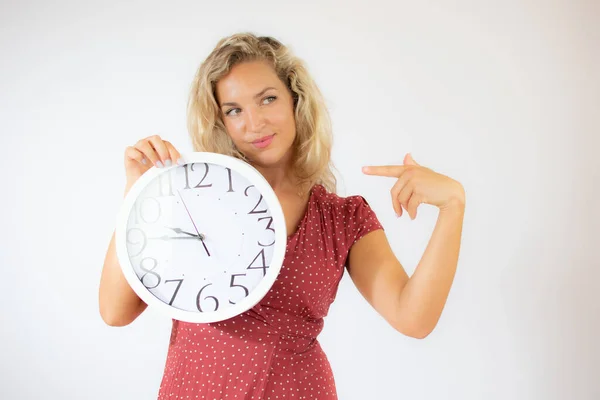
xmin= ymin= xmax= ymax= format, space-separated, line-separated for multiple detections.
xmin=99 ymin=32 xmax=466 ymax=399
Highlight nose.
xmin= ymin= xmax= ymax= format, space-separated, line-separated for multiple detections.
xmin=245 ymin=106 xmax=266 ymax=133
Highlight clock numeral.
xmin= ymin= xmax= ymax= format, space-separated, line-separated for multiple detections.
xmin=225 ymin=167 xmax=234 ymax=192
xmin=244 ymin=185 xmax=268 ymax=215
xmin=247 ymin=248 xmax=269 ymax=276
xmin=157 ymin=170 xmax=174 ymax=197
xmin=195 ymin=275 xmax=251 ymax=311
xmin=196 ymin=283 xmax=219 ymax=312
xmin=165 ymin=279 xmax=184 ymax=306
xmin=228 ymin=274 xmax=249 ymax=304
xmin=184 ymin=163 xmax=213 ymax=190
xmin=126 ymin=228 xmax=147 ymax=257
xmin=140 ymin=257 xmax=161 ymax=289
xmin=133 ymin=197 xmax=161 ymax=224
xmin=257 ymin=216 xmax=275 ymax=247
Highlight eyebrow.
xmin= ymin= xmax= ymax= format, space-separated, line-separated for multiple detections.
xmin=220 ymin=87 xmax=277 ymax=108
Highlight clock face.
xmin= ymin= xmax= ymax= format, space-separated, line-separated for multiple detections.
xmin=116 ymin=152 xmax=286 ymax=323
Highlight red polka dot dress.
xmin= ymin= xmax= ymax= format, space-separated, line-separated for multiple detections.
xmin=157 ymin=184 xmax=383 ymax=399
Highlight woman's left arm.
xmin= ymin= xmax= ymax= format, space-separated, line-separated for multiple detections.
xmin=348 ymin=153 xmax=465 ymax=339
xmin=394 ymin=198 xmax=465 ymax=338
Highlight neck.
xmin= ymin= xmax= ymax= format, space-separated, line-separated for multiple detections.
xmin=250 ymin=149 xmax=302 ymax=195
xmin=253 ymin=163 xmax=297 ymax=193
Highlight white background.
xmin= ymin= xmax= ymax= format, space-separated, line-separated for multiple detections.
xmin=1 ymin=0 xmax=598 ymax=399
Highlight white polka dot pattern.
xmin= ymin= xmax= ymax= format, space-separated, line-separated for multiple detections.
xmin=157 ymin=185 xmax=383 ymax=399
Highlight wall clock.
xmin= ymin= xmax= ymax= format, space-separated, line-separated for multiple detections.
xmin=115 ymin=152 xmax=286 ymax=323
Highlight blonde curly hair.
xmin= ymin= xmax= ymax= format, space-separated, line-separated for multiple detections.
xmin=186 ymin=32 xmax=337 ymax=194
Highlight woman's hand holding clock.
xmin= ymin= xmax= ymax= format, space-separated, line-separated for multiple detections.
xmin=123 ymin=134 xmax=183 ymax=192
xmin=122 ymin=135 xmax=213 ymax=259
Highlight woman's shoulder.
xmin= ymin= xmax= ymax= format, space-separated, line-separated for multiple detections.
xmin=312 ymin=184 xmax=373 ymax=213
xmin=310 ymin=184 xmax=383 ymax=246
xmin=312 ymin=184 xmax=368 ymax=208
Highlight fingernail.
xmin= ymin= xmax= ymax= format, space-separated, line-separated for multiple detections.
xmin=142 ymin=158 xmax=147 ymax=165
xmin=177 ymin=158 xmax=185 ymax=165
xmin=165 ymin=159 xmax=172 ymax=167
xmin=156 ymin=161 xmax=163 ymax=168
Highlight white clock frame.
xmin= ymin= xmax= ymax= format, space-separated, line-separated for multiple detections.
xmin=115 ymin=151 xmax=287 ymax=323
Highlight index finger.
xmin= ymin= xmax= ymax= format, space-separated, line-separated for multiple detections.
xmin=362 ymin=165 xmax=407 ymax=177
xmin=164 ymin=141 xmax=184 ymax=165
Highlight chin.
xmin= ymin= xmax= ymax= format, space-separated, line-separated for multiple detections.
xmin=243 ymin=136 xmax=295 ymax=168
xmin=247 ymin=150 xmax=288 ymax=168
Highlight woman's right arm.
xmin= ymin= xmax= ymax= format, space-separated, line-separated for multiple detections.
xmin=99 ymin=135 xmax=182 ymax=326
xmin=99 ymin=227 xmax=147 ymax=326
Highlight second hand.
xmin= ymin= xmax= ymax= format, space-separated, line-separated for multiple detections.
xmin=176 ymin=190 xmax=211 ymax=257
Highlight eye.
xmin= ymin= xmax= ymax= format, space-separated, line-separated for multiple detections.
xmin=263 ymin=96 xmax=277 ymax=105
xmin=225 ymin=108 xmax=240 ymax=117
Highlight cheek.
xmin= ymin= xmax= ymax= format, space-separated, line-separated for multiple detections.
xmin=224 ymin=118 xmax=245 ymax=139
xmin=272 ymin=106 xmax=296 ymax=133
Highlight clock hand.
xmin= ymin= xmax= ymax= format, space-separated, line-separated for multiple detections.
xmin=176 ymin=190 xmax=211 ymax=257
xmin=149 ymin=235 xmax=205 ymax=241
xmin=166 ymin=227 xmax=205 ymax=240
xmin=199 ymin=236 xmax=211 ymax=257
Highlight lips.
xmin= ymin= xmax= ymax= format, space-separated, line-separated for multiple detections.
xmin=252 ymin=134 xmax=275 ymax=149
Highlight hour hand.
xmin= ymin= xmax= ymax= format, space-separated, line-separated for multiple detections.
xmin=166 ymin=226 xmax=210 ymax=257
xmin=150 ymin=235 xmax=203 ymax=241
xmin=167 ymin=227 xmax=205 ymax=240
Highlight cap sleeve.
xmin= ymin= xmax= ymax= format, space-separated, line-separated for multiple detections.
xmin=344 ymin=195 xmax=384 ymax=248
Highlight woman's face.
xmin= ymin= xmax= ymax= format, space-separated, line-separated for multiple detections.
xmin=216 ymin=60 xmax=297 ymax=169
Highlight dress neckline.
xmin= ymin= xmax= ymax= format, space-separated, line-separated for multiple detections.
xmin=286 ymin=184 xmax=320 ymax=242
